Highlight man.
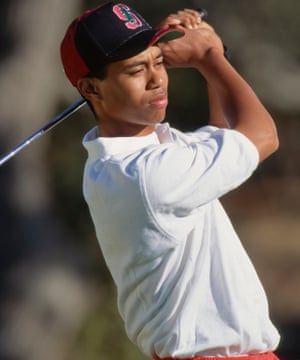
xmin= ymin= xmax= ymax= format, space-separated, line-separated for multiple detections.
xmin=60 ymin=2 xmax=280 ymax=360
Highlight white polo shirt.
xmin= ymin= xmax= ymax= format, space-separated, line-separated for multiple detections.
xmin=82 ymin=123 xmax=280 ymax=358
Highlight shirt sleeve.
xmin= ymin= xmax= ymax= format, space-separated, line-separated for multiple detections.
xmin=141 ymin=127 xmax=259 ymax=217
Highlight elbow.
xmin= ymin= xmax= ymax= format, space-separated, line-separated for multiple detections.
xmin=273 ymin=131 xmax=280 ymax=152
xmin=269 ymin=125 xmax=280 ymax=154
xmin=258 ymin=128 xmax=279 ymax=162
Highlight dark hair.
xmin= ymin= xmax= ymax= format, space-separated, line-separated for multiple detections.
xmin=86 ymin=65 xmax=108 ymax=81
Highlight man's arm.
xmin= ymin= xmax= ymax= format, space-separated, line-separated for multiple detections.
xmin=207 ymin=83 xmax=228 ymax=128
xmin=195 ymin=47 xmax=279 ymax=162
xmin=158 ymin=10 xmax=279 ymax=162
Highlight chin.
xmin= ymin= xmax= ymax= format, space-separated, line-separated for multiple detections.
xmin=152 ymin=110 xmax=167 ymax=123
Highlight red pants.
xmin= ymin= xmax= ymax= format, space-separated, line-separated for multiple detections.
xmin=153 ymin=351 xmax=280 ymax=360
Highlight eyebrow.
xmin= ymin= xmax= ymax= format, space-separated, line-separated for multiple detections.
xmin=122 ymin=51 xmax=164 ymax=71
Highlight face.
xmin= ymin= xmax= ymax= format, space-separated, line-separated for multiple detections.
xmin=91 ymin=46 xmax=169 ymax=137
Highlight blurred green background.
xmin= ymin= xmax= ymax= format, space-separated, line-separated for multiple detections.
xmin=0 ymin=0 xmax=299 ymax=359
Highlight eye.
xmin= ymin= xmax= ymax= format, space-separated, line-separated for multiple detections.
xmin=154 ymin=58 xmax=165 ymax=68
xmin=128 ymin=67 xmax=144 ymax=76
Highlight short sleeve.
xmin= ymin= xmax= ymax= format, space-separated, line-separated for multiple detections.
xmin=142 ymin=128 xmax=259 ymax=216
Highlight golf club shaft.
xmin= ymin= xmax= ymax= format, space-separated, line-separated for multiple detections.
xmin=0 ymin=97 xmax=87 ymax=166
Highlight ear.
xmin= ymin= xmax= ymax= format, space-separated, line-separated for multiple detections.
xmin=77 ymin=78 xmax=102 ymax=101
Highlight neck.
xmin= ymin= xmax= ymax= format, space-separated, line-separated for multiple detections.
xmin=97 ymin=122 xmax=156 ymax=137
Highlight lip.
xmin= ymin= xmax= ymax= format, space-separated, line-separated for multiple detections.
xmin=149 ymin=93 xmax=168 ymax=108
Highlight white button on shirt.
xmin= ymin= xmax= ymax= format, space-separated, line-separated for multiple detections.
xmin=82 ymin=123 xmax=280 ymax=358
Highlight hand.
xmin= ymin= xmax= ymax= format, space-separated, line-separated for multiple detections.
xmin=157 ymin=9 xmax=224 ymax=68
xmin=158 ymin=9 xmax=202 ymax=30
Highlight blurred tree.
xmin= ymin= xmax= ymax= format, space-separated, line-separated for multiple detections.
xmin=0 ymin=1 xmax=101 ymax=360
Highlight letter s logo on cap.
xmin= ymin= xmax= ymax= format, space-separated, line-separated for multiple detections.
xmin=113 ymin=4 xmax=143 ymax=30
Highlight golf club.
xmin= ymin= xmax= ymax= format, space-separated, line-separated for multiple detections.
xmin=0 ymin=8 xmax=218 ymax=167
xmin=0 ymin=97 xmax=87 ymax=166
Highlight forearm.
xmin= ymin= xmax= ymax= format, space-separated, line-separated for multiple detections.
xmin=196 ymin=48 xmax=279 ymax=161
xmin=158 ymin=9 xmax=279 ymax=162
xmin=207 ymin=82 xmax=228 ymax=128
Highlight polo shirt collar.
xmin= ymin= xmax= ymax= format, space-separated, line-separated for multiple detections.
xmin=83 ymin=123 xmax=173 ymax=160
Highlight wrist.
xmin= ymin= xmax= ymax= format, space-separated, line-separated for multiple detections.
xmin=193 ymin=47 xmax=227 ymax=72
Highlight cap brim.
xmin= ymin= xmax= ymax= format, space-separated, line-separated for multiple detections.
xmin=106 ymin=27 xmax=185 ymax=63
xmin=149 ymin=27 xmax=185 ymax=47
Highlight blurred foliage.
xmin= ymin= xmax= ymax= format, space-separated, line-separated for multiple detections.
xmin=67 ymin=284 xmax=147 ymax=360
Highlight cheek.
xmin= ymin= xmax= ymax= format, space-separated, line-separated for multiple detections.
xmin=164 ymin=73 xmax=169 ymax=88
xmin=101 ymin=87 xmax=144 ymax=119
xmin=112 ymin=79 xmax=145 ymax=104
xmin=118 ymin=81 xmax=147 ymax=110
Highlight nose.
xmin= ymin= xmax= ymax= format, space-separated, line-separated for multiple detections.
xmin=147 ymin=67 xmax=165 ymax=90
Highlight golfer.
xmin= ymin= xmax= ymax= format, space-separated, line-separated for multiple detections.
xmin=60 ymin=2 xmax=280 ymax=359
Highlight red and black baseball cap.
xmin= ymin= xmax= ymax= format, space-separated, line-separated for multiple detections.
xmin=60 ymin=2 xmax=185 ymax=86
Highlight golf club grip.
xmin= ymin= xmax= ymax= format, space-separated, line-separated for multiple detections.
xmin=197 ymin=8 xmax=208 ymax=20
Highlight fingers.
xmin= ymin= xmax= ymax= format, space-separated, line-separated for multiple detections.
xmin=159 ymin=9 xmax=202 ymax=30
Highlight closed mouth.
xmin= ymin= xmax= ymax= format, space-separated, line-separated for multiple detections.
xmin=149 ymin=91 xmax=168 ymax=107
